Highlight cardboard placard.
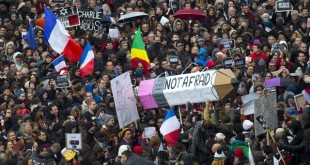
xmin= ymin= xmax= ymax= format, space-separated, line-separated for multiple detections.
xmin=111 ymin=72 xmax=140 ymax=128
xmin=78 ymin=10 xmax=103 ymax=31
xmin=53 ymin=6 xmax=80 ymax=27
xmin=221 ymin=39 xmax=235 ymax=49
xmin=56 ymin=75 xmax=71 ymax=88
xmin=294 ymin=93 xmax=306 ymax=110
xmin=276 ymin=0 xmax=292 ymax=12
xmin=254 ymin=92 xmax=278 ymax=136
xmin=65 ymin=133 xmax=82 ymax=150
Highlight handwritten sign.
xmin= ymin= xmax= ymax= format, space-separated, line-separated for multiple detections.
xmin=254 ymin=92 xmax=277 ymax=136
xmin=78 ymin=10 xmax=102 ymax=31
xmin=53 ymin=6 xmax=80 ymax=27
xmin=56 ymin=75 xmax=71 ymax=88
xmin=276 ymin=0 xmax=292 ymax=12
xmin=111 ymin=72 xmax=139 ymax=128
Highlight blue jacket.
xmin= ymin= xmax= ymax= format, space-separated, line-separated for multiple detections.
xmin=86 ymin=82 xmax=102 ymax=104
xmin=195 ymin=48 xmax=209 ymax=68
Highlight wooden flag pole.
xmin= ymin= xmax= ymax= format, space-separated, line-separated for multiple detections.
xmin=267 ymin=130 xmax=286 ymax=165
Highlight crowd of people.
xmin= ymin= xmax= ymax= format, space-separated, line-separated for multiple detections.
xmin=0 ymin=0 xmax=309 ymax=164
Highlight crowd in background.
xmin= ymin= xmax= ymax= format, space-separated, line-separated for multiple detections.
xmin=0 ymin=0 xmax=309 ymax=164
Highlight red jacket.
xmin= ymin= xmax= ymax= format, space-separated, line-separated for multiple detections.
xmin=249 ymin=52 xmax=268 ymax=62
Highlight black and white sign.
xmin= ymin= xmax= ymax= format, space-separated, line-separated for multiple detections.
xmin=56 ymin=75 xmax=71 ymax=88
xmin=54 ymin=6 xmax=80 ymax=27
xmin=223 ymin=57 xmax=233 ymax=68
xmin=276 ymin=0 xmax=292 ymax=12
xmin=255 ymin=115 xmax=267 ymax=130
xmin=32 ymin=158 xmax=46 ymax=165
xmin=66 ymin=133 xmax=82 ymax=150
xmin=78 ymin=10 xmax=103 ymax=31
xmin=235 ymin=58 xmax=245 ymax=69
xmin=167 ymin=56 xmax=179 ymax=64
xmin=52 ymin=0 xmax=65 ymax=2
xmin=221 ymin=39 xmax=235 ymax=49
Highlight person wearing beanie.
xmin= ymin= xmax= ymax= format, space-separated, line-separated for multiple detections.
xmin=195 ymin=47 xmax=209 ymax=68
xmin=98 ymin=114 xmax=118 ymax=148
xmin=242 ymin=120 xmax=253 ymax=135
xmin=118 ymin=128 xmax=133 ymax=147
xmin=229 ymin=133 xmax=249 ymax=159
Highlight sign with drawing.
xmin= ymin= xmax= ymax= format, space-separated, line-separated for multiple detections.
xmin=111 ymin=72 xmax=139 ymax=128
xmin=254 ymin=92 xmax=277 ymax=136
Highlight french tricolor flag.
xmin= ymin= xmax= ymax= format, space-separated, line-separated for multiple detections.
xmin=160 ymin=108 xmax=180 ymax=147
xmin=44 ymin=7 xmax=82 ymax=63
xmin=80 ymin=42 xmax=94 ymax=78
xmin=52 ymin=55 xmax=68 ymax=74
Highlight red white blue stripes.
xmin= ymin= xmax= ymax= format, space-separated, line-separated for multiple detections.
xmin=80 ymin=42 xmax=94 ymax=78
xmin=160 ymin=108 xmax=180 ymax=147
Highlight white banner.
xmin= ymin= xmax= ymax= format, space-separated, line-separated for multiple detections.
xmin=163 ymin=70 xmax=219 ymax=106
xmin=111 ymin=72 xmax=139 ymax=128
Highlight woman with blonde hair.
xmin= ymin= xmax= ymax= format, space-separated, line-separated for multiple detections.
xmin=141 ymin=133 xmax=161 ymax=161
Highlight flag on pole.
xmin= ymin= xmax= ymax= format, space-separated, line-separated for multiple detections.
xmin=248 ymin=143 xmax=255 ymax=165
xmin=79 ymin=42 xmax=94 ymax=78
xmin=131 ymin=27 xmax=150 ymax=75
xmin=52 ymin=55 xmax=68 ymax=74
xmin=273 ymin=156 xmax=279 ymax=165
xmin=44 ymin=6 xmax=82 ymax=63
xmin=160 ymin=108 xmax=180 ymax=147
xmin=23 ymin=20 xmax=37 ymax=50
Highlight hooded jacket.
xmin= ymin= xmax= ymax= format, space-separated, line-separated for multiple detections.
xmin=195 ymin=48 xmax=209 ymax=68
xmin=105 ymin=96 xmax=117 ymax=119
xmin=86 ymin=82 xmax=102 ymax=104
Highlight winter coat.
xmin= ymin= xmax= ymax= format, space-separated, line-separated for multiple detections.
xmin=279 ymin=126 xmax=310 ymax=165
xmin=195 ymin=48 xmax=209 ymax=68
xmin=86 ymin=82 xmax=102 ymax=104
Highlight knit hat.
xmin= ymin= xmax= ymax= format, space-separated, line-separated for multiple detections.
xmin=302 ymin=88 xmax=310 ymax=104
xmin=242 ymin=120 xmax=253 ymax=131
xmin=83 ymin=121 xmax=94 ymax=130
xmin=234 ymin=148 xmax=245 ymax=159
xmin=215 ymin=133 xmax=226 ymax=141
xmin=253 ymin=39 xmax=261 ymax=45
xmin=118 ymin=145 xmax=131 ymax=156
xmin=61 ymin=148 xmax=76 ymax=161
xmin=198 ymin=37 xmax=205 ymax=42
xmin=133 ymin=146 xmax=143 ymax=153
xmin=118 ymin=128 xmax=132 ymax=138
xmin=262 ymin=13 xmax=269 ymax=18
xmin=214 ymin=149 xmax=225 ymax=158
xmin=102 ymin=115 xmax=114 ymax=125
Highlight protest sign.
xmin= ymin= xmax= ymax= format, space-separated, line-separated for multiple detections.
xmin=111 ymin=72 xmax=140 ymax=128
xmin=139 ymin=69 xmax=238 ymax=109
xmin=54 ymin=6 xmax=80 ymax=27
xmin=167 ymin=56 xmax=179 ymax=64
xmin=235 ymin=58 xmax=245 ymax=69
xmin=254 ymin=92 xmax=277 ymax=136
xmin=276 ymin=0 xmax=292 ymax=12
xmin=221 ymin=39 xmax=235 ymax=49
xmin=109 ymin=29 xmax=119 ymax=38
xmin=56 ymin=75 xmax=71 ymax=88
xmin=294 ymin=94 xmax=306 ymax=110
xmin=223 ymin=57 xmax=233 ymax=68
xmin=66 ymin=133 xmax=82 ymax=150
xmin=241 ymin=92 xmax=259 ymax=115
xmin=32 ymin=158 xmax=46 ymax=165
xmin=78 ymin=10 xmax=102 ymax=31
xmin=144 ymin=127 xmax=156 ymax=138
xmin=52 ymin=0 xmax=65 ymax=2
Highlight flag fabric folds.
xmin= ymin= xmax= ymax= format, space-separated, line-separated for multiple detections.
xmin=80 ymin=42 xmax=94 ymax=78
xmin=52 ymin=55 xmax=68 ymax=74
xmin=131 ymin=27 xmax=150 ymax=75
xmin=248 ymin=143 xmax=255 ymax=165
xmin=160 ymin=108 xmax=180 ymax=147
xmin=23 ymin=21 xmax=37 ymax=50
xmin=44 ymin=7 xmax=82 ymax=63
